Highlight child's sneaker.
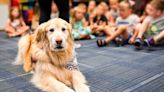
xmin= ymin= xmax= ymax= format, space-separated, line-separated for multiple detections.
xmin=143 ymin=37 xmax=155 ymax=47
xmin=134 ymin=38 xmax=142 ymax=46
xmin=74 ymin=43 xmax=81 ymax=48
xmin=89 ymin=35 xmax=96 ymax=40
xmin=134 ymin=38 xmax=142 ymax=49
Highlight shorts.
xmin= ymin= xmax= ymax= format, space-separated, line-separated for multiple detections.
xmin=122 ymin=34 xmax=132 ymax=45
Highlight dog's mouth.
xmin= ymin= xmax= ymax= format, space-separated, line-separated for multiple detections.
xmin=50 ymin=43 xmax=65 ymax=51
xmin=56 ymin=45 xmax=63 ymax=49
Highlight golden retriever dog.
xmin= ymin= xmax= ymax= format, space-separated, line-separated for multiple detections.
xmin=13 ymin=18 xmax=90 ymax=92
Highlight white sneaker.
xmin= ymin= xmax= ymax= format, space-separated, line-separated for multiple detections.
xmin=74 ymin=43 xmax=81 ymax=48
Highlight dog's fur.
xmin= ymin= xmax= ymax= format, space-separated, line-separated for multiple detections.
xmin=13 ymin=18 xmax=90 ymax=92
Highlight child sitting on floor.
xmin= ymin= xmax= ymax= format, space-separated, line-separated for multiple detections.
xmin=5 ymin=7 xmax=29 ymax=37
xmin=87 ymin=0 xmax=96 ymax=15
xmin=70 ymin=6 xmax=95 ymax=40
xmin=97 ymin=1 xmax=140 ymax=47
xmin=92 ymin=4 xmax=108 ymax=36
xmin=85 ymin=9 xmax=99 ymax=33
xmin=106 ymin=0 xmax=119 ymax=26
xmin=134 ymin=0 xmax=164 ymax=48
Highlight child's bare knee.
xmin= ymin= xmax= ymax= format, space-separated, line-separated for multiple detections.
xmin=135 ymin=23 xmax=141 ymax=30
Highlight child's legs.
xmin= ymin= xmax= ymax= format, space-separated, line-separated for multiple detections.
xmin=79 ymin=28 xmax=91 ymax=39
xmin=19 ymin=26 xmax=29 ymax=35
xmin=104 ymin=27 xmax=115 ymax=36
xmin=137 ymin=31 xmax=144 ymax=39
xmin=129 ymin=24 xmax=140 ymax=44
xmin=137 ymin=22 xmax=149 ymax=39
xmin=153 ymin=30 xmax=164 ymax=43
xmin=133 ymin=24 xmax=140 ymax=39
xmin=5 ymin=26 xmax=16 ymax=35
xmin=22 ymin=26 xmax=29 ymax=32
xmin=105 ymin=25 xmax=128 ymax=43
xmin=79 ymin=34 xmax=87 ymax=39
xmin=72 ymin=31 xmax=80 ymax=40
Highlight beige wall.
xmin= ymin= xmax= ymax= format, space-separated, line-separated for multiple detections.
xmin=0 ymin=0 xmax=9 ymax=5
xmin=0 ymin=0 xmax=9 ymax=30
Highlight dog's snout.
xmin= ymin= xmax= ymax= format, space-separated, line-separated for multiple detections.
xmin=55 ymin=36 xmax=62 ymax=45
xmin=56 ymin=40 xmax=62 ymax=45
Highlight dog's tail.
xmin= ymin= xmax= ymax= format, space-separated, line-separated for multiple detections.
xmin=13 ymin=35 xmax=32 ymax=72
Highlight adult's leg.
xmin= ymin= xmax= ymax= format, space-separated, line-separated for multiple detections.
xmin=54 ymin=0 xmax=69 ymax=22
xmin=38 ymin=0 xmax=52 ymax=24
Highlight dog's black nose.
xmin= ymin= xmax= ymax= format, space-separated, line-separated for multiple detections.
xmin=56 ymin=40 xmax=62 ymax=45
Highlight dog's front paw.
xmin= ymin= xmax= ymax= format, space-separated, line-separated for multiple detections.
xmin=23 ymin=64 xmax=33 ymax=72
xmin=12 ymin=60 xmax=23 ymax=65
xmin=74 ymin=84 xmax=90 ymax=92
xmin=60 ymin=87 xmax=75 ymax=92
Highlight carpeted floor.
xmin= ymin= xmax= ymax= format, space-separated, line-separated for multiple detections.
xmin=0 ymin=31 xmax=164 ymax=92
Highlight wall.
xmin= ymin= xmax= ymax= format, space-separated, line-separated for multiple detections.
xmin=0 ymin=0 xmax=9 ymax=30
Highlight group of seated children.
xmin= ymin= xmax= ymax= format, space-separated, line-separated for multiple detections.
xmin=4 ymin=0 xmax=163 ymax=48
xmin=70 ymin=0 xmax=163 ymax=48
xmin=5 ymin=1 xmax=60 ymax=38
xmin=133 ymin=0 xmax=164 ymax=48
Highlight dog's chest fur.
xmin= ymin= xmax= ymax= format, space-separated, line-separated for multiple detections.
xmin=33 ymin=44 xmax=76 ymax=87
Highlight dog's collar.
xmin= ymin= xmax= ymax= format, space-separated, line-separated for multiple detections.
xmin=59 ymin=56 xmax=79 ymax=71
xmin=65 ymin=60 xmax=79 ymax=70
xmin=46 ymin=50 xmax=79 ymax=71
xmin=31 ymin=56 xmax=79 ymax=71
xmin=49 ymin=56 xmax=79 ymax=71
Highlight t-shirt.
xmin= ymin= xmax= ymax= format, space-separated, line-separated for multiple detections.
xmin=73 ymin=21 xmax=83 ymax=30
xmin=85 ymin=13 xmax=91 ymax=25
xmin=109 ymin=9 xmax=119 ymax=20
xmin=10 ymin=19 xmax=21 ymax=30
xmin=93 ymin=15 xmax=108 ymax=25
xmin=116 ymin=14 xmax=140 ymax=35
xmin=146 ymin=15 xmax=164 ymax=38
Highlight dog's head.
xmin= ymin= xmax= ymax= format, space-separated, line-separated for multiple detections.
xmin=34 ymin=18 xmax=73 ymax=52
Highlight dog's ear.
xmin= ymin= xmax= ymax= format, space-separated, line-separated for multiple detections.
xmin=34 ymin=22 xmax=47 ymax=43
xmin=67 ymin=23 xmax=73 ymax=40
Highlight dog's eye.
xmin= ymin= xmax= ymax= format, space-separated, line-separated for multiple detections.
xmin=49 ymin=29 xmax=54 ymax=32
xmin=62 ymin=28 xmax=66 ymax=32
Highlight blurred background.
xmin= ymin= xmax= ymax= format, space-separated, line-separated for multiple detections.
xmin=0 ymin=0 xmax=149 ymax=30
